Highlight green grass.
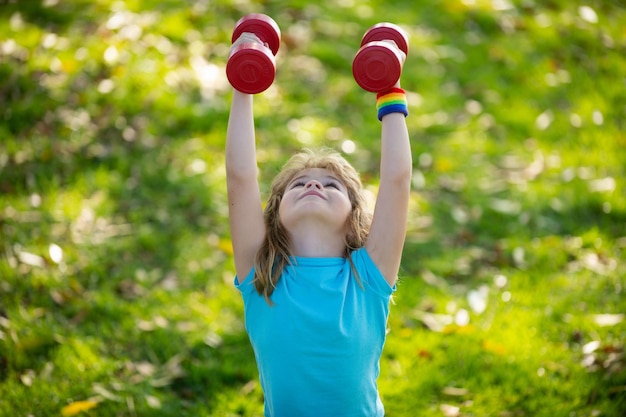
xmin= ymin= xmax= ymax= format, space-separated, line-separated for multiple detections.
xmin=1 ymin=0 xmax=625 ymax=416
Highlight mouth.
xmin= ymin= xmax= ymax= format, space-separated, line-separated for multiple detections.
xmin=301 ymin=190 xmax=325 ymax=199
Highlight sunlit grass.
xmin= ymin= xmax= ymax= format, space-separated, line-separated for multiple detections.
xmin=1 ymin=0 xmax=625 ymax=416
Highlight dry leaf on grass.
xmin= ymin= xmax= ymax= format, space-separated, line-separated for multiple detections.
xmin=61 ymin=399 xmax=99 ymax=416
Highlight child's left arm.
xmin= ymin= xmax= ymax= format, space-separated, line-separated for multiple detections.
xmin=366 ymin=103 xmax=412 ymax=287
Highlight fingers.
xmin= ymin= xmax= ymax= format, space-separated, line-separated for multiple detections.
xmin=230 ymin=32 xmax=268 ymax=52
xmin=380 ymin=40 xmax=406 ymax=64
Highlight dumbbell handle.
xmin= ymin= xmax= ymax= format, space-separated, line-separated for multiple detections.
xmin=353 ymin=23 xmax=409 ymax=93
xmin=227 ymin=14 xmax=280 ymax=94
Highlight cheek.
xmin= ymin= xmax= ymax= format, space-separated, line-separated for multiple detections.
xmin=341 ymin=195 xmax=353 ymax=214
xmin=277 ymin=199 xmax=285 ymax=219
xmin=277 ymin=195 xmax=290 ymax=221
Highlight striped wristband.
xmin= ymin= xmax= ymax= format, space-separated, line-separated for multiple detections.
xmin=376 ymin=87 xmax=409 ymax=121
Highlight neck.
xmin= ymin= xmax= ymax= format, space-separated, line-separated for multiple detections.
xmin=288 ymin=224 xmax=346 ymax=258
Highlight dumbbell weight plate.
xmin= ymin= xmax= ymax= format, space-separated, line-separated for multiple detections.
xmin=231 ymin=13 xmax=281 ymax=55
xmin=352 ymin=41 xmax=404 ymax=93
xmin=360 ymin=23 xmax=408 ymax=55
xmin=227 ymin=42 xmax=276 ymax=94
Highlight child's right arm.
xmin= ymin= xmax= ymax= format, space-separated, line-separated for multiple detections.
xmin=226 ymin=90 xmax=265 ymax=279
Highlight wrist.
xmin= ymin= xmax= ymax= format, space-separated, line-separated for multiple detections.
xmin=376 ymin=88 xmax=408 ymax=121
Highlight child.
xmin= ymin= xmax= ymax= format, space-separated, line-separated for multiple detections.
xmin=226 ymin=29 xmax=411 ymax=417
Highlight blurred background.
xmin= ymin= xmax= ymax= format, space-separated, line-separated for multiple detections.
xmin=1 ymin=0 xmax=624 ymax=416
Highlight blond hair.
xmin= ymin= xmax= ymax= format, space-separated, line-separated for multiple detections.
xmin=254 ymin=148 xmax=371 ymax=302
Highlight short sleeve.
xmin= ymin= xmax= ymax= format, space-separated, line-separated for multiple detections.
xmin=351 ymin=248 xmax=396 ymax=298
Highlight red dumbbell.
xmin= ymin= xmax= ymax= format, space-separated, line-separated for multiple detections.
xmin=226 ymin=14 xmax=281 ymax=94
xmin=352 ymin=23 xmax=409 ymax=93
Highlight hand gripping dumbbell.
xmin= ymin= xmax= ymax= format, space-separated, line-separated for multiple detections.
xmin=226 ymin=14 xmax=281 ymax=94
xmin=352 ymin=23 xmax=409 ymax=93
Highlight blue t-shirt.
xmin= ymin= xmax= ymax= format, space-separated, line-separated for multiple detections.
xmin=235 ymin=247 xmax=395 ymax=417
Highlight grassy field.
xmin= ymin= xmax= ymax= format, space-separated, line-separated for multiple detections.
xmin=1 ymin=0 xmax=625 ymax=416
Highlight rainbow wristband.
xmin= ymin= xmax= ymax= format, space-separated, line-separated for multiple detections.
xmin=376 ymin=87 xmax=408 ymax=121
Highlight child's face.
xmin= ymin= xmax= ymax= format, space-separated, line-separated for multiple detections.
xmin=279 ymin=168 xmax=352 ymax=234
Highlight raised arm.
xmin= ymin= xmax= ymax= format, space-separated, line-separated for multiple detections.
xmin=226 ymin=90 xmax=265 ymax=278
xmin=365 ymin=95 xmax=412 ymax=287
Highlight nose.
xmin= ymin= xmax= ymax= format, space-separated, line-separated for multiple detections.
xmin=305 ymin=180 xmax=322 ymax=189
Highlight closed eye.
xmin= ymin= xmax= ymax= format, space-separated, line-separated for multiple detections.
xmin=325 ymin=182 xmax=339 ymax=189
xmin=290 ymin=181 xmax=305 ymax=189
